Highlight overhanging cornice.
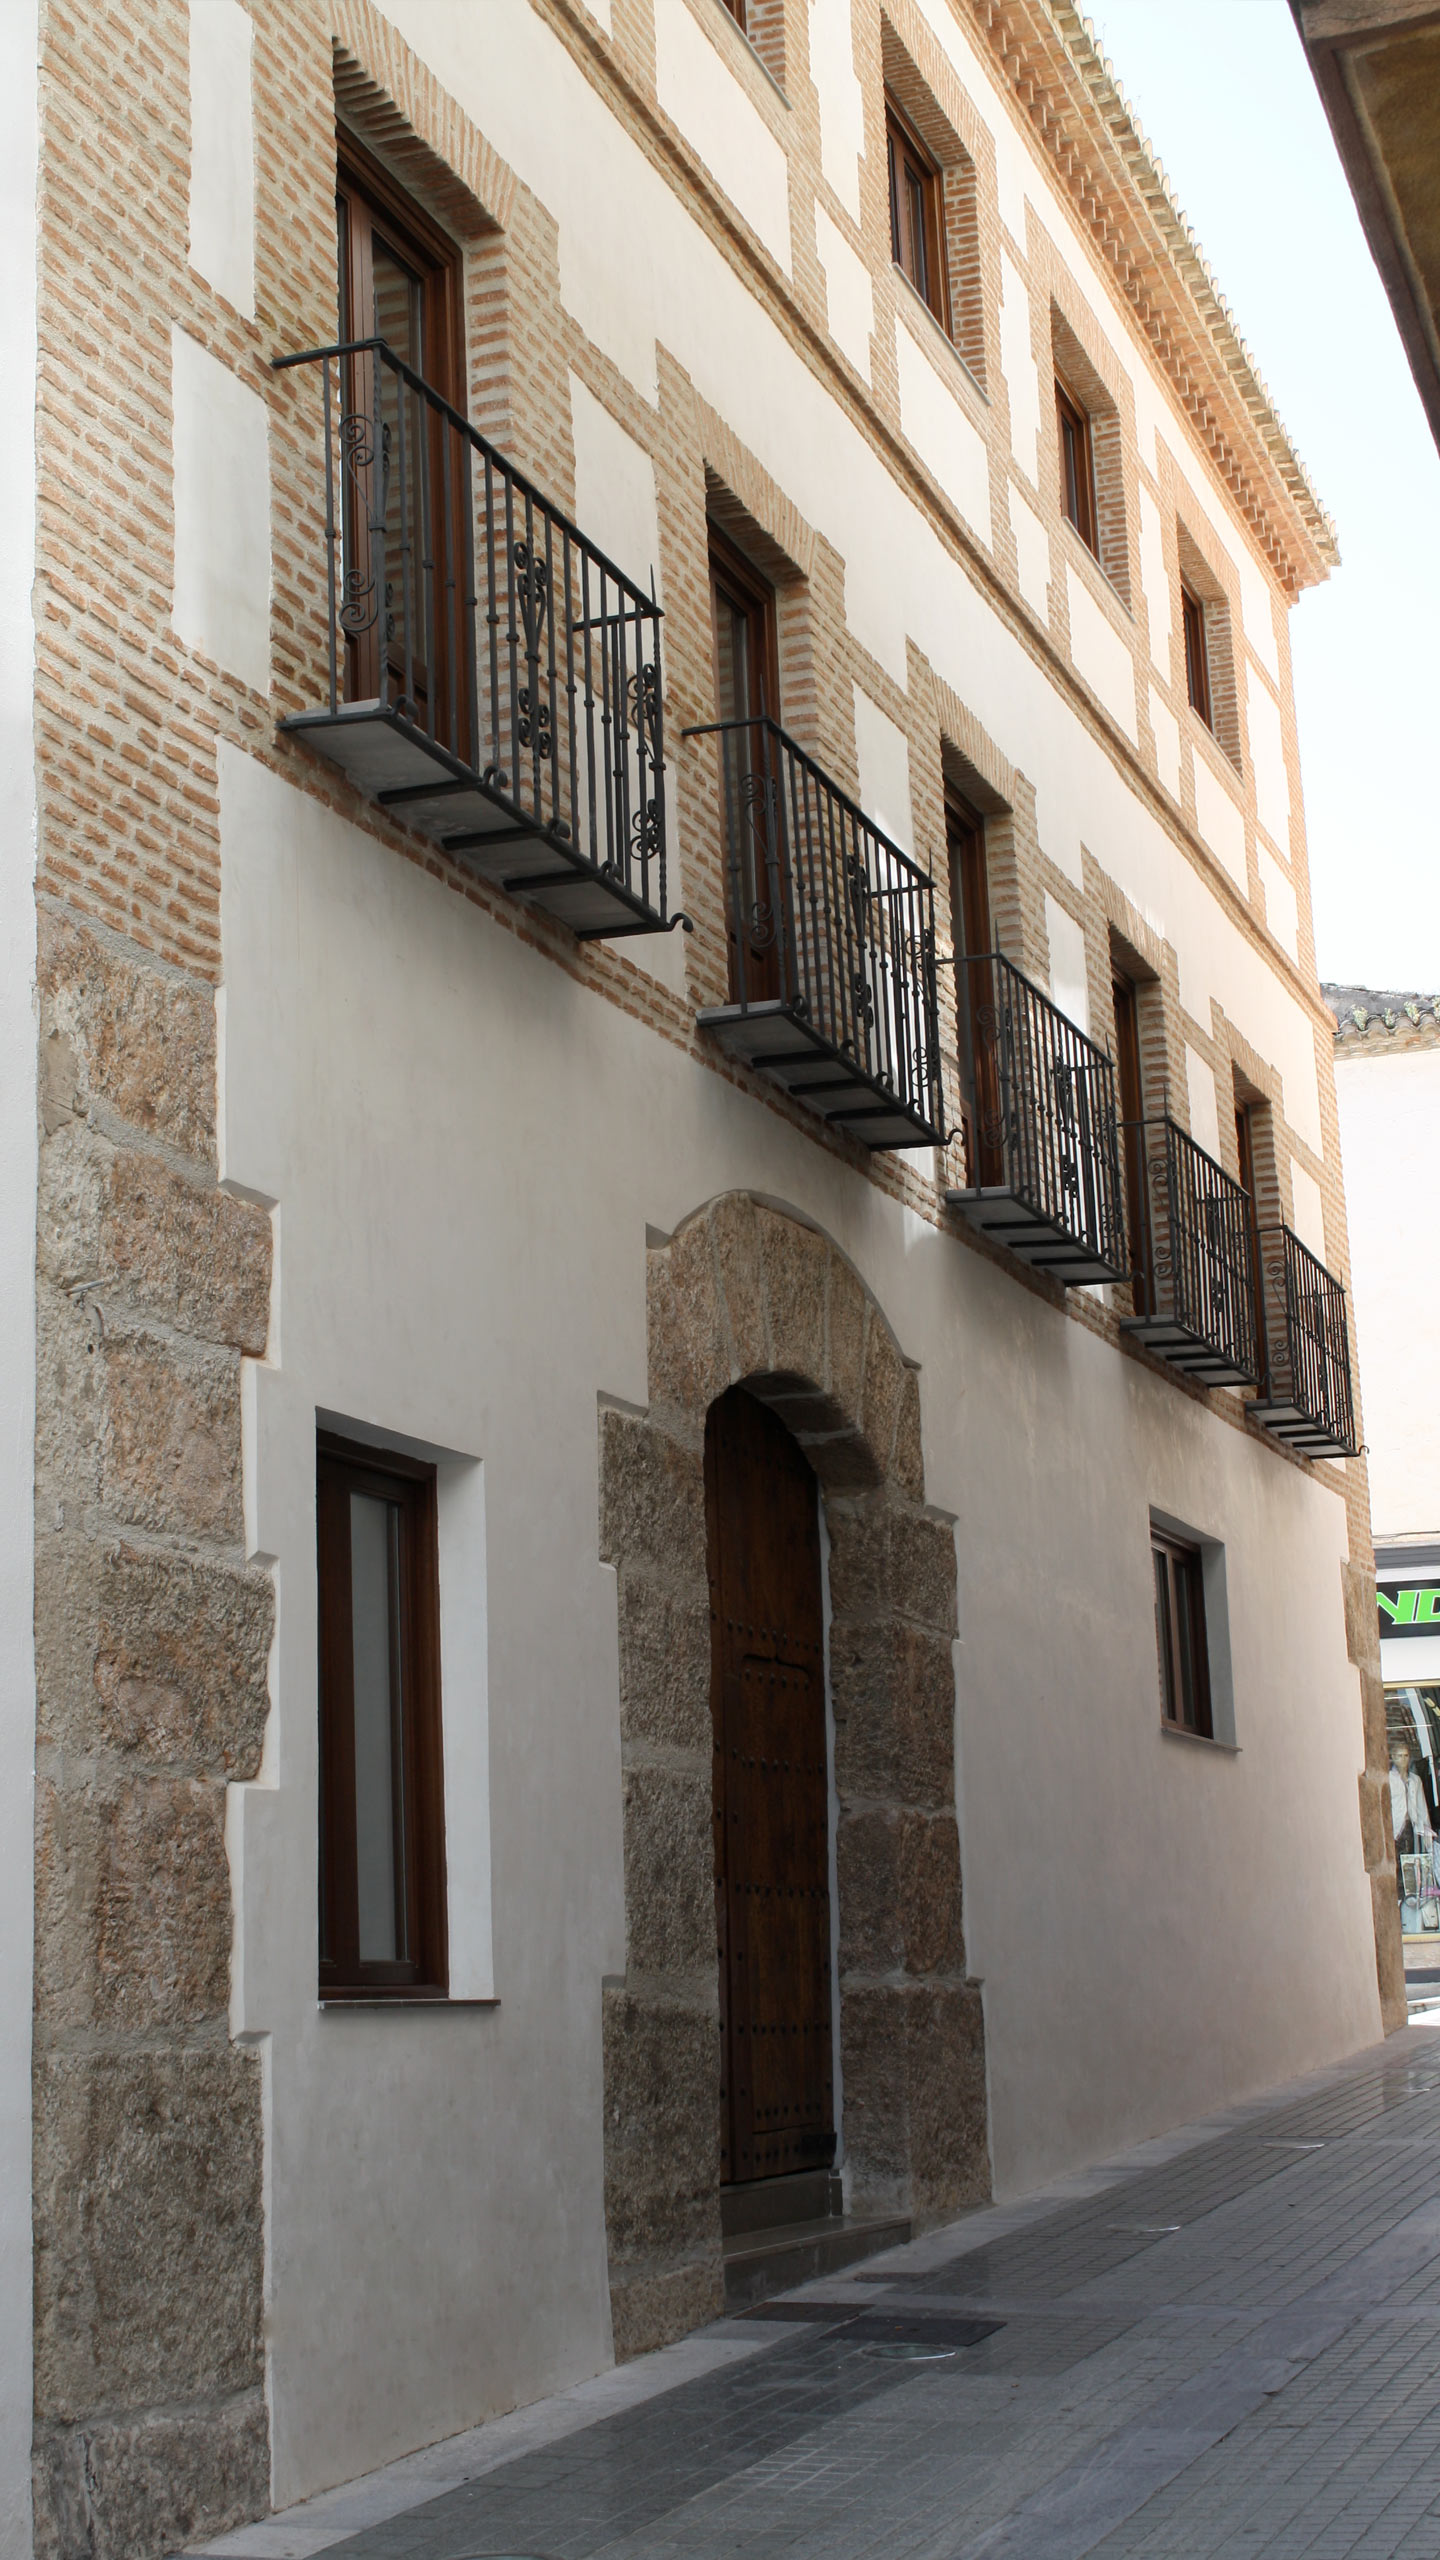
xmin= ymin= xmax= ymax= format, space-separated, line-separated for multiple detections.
xmin=968 ymin=1 xmax=1340 ymax=596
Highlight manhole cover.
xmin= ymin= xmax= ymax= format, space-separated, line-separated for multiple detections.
xmin=860 ymin=2339 xmax=957 ymax=2361
xmin=843 ymin=2313 xmax=1003 ymax=2350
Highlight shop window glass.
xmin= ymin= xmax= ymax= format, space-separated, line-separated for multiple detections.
xmin=1387 ymin=1684 xmax=1440 ymax=1940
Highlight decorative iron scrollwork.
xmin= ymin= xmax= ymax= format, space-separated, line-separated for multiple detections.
xmin=512 ymin=538 xmax=553 ymax=757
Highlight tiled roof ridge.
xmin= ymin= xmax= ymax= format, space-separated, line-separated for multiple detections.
xmin=1323 ymin=982 xmax=1440 ymax=1042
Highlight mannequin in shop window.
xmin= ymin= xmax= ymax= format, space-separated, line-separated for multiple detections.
xmin=1390 ymin=1735 xmax=1438 ymax=1927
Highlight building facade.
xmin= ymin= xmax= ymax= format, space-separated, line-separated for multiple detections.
xmin=0 ymin=2 xmax=1401 ymax=2554
xmin=1329 ymin=989 xmax=1440 ymax=1961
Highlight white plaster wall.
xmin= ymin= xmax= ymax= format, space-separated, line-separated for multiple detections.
xmin=853 ymin=686 xmax=913 ymax=854
xmin=894 ymin=318 xmax=991 ymax=546
xmin=1009 ymin=485 xmax=1050 ymax=621
xmin=371 ymin=0 xmax=1323 ymax=1174
xmin=998 ymin=252 xmax=1041 ymax=483
xmin=809 ymin=0 xmax=864 ymax=221
xmin=1137 ymin=484 xmax=1171 ymax=673
xmin=1260 ymin=846 xmax=1299 ymax=963
xmin=653 ymin=0 xmax=791 ymax=275
xmin=171 ymin=327 xmax=271 ymax=691
xmin=1247 ymin=667 xmax=1291 ymax=857
xmin=1045 ymin=894 xmax=1089 ymax=1036
xmin=1191 ymin=752 xmax=1247 ymax=892
xmin=1149 ymin=686 xmax=1180 ymax=801
xmin=1334 ymin=1048 xmax=1440 ymax=1540
xmin=187 ymin=0 xmax=255 ymax=318
xmin=1065 ymin=567 xmax=1136 ymax=742
xmin=220 ymin=748 xmax=1380 ymax=2498
xmin=814 ymin=203 xmax=874 ymax=381
xmin=0 ymin=10 xmax=37 ymax=2551
xmin=1186 ymin=1044 xmax=1221 ymax=1159
xmin=569 ymin=375 xmax=662 ymax=599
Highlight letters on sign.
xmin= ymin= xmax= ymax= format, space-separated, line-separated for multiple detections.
xmin=1378 ymin=1585 xmax=1440 ymax=1638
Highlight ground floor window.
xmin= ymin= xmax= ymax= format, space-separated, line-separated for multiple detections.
xmin=1387 ymin=1685 xmax=1440 ymax=1938
xmin=1152 ymin=1526 xmax=1213 ymax=1739
xmin=316 ymin=1432 xmax=448 ymax=1997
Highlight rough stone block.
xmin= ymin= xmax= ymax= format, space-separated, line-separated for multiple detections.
xmin=33 ymin=2046 xmax=264 ymax=2419
xmin=623 ymin=1762 xmax=715 ymax=1977
xmin=602 ymin=1986 xmax=721 ymax=2260
xmin=1358 ymin=1769 xmax=1389 ymax=1873
xmin=609 ymin=2256 xmax=725 ymax=2365
xmin=899 ymin=1812 xmax=965 ymax=1977
xmin=859 ymin=1315 xmax=907 ymax=1479
xmin=1373 ymin=1873 xmax=1407 ymax=2032
xmin=757 ymin=1206 xmax=828 ymax=1387
xmin=839 ymin=1983 xmax=909 ymax=2206
xmin=36 ymin=1537 xmax=272 ymax=1774
xmin=617 ymin=1571 xmax=711 ymax=1754
xmin=891 ymin=1365 xmax=925 ymax=1503
xmin=709 ymin=1194 xmax=768 ymax=1380
xmin=599 ymin=1411 xmax=706 ymax=1580
xmin=35 ymin=1774 xmax=232 ymax=2029
xmin=825 ymin=1504 xmax=892 ymax=1619
xmin=904 ymin=1981 xmax=991 ymax=2219
xmin=825 ymin=1259 xmax=867 ymax=1422
xmin=831 ymin=1621 xmax=956 ymax=1809
xmin=35 ymin=1281 xmax=105 ymax=1513
xmin=652 ymin=1216 xmax=731 ymax=1415
xmin=891 ymin=1510 xmax=958 ymax=1635
xmin=836 ymin=1808 xmax=900 ymax=1975
xmin=102 ymin=1332 xmax=243 ymax=1543
xmin=32 ymin=2389 xmax=269 ymax=2560
xmin=37 ymin=1124 xmax=105 ymax=1291
xmin=1341 ymin=1558 xmax=1380 ymax=1672
xmin=38 ymin=908 xmax=217 ymax=1163
xmin=101 ymin=1150 xmax=271 ymax=1352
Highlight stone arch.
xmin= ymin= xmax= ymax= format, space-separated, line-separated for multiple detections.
xmin=599 ymin=1194 xmax=990 ymax=2361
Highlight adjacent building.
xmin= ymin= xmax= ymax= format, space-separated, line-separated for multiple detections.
xmin=0 ymin=2 xmax=1399 ymax=2554
xmin=1328 ymin=988 xmax=1440 ymax=1958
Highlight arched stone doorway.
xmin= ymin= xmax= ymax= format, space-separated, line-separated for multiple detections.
xmin=598 ymin=1194 xmax=989 ymax=2360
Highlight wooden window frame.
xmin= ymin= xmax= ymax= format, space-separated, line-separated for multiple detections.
xmin=336 ymin=134 xmax=464 ymax=404
xmin=317 ymin=1432 xmax=448 ymax=2000
xmin=717 ymin=0 xmax=747 ymax=23
xmin=708 ymin=524 xmax=780 ymax=725
xmin=1056 ymin=376 xmax=1098 ymax=557
xmin=1152 ymin=1528 xmax=1213 ymax=1739
xmin=1181 ymin=578 xmax=1213 ymax=730
xmin=1112 ymin=965 xmax=1151 ymax=1311
xmin=886 ymin=94 xmax=950 ymax=333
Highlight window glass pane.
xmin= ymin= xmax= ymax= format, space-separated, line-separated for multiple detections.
xmin=1175 ymin=1554 xmax=1199 ymax=1730
xmin=350 ymin=1490 xmax=406 ymax=1963
xmin=905 ymin=163 xmax=927 ymax=297
xmin=1153 ymin=1547 xmax=1175 ymax=1719
xmin=714 ymin=589 xmax=752 ymax=726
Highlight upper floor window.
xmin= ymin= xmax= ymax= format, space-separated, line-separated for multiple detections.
xmin=887 ymin=94 xmax=949 ymax=331
xmin=317 ymin=1434 xmax=448 ymax=1998
xmin=1056 ymin=376 xmax=1098 ymax=556
xmin=1181 ymin=578 xmax=1213 ymax=729
xmin=336 ymin=141 xmax=462 ymax=404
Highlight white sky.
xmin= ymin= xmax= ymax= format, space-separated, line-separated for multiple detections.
xmin=1085 ymin=0 xmax=1440 ymax=992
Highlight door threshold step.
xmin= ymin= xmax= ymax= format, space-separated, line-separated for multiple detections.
xmin=722 ymin=2210 xmax=912 ymax=2311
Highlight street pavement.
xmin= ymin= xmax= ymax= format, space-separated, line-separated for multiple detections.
xmin=190 ymin=2023 xmax=1440 ymax=2560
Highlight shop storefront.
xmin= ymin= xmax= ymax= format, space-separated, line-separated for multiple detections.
xmin=1380 ymin=1552 xmax=1440 ymax=1945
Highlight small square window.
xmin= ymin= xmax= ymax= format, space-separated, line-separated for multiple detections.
xmin=317 ymin=1433 xmax=448 ymax=1997
xmin=1152 ymin=1528 xmax=1213 ymax=1738
xmin=887 ymin=95 xmax=949 ymax=331
xmin=1181 ymin=579 xmax=1212 ymax=729
xmin=1055 ymin=377 xmax=1098 ymax=557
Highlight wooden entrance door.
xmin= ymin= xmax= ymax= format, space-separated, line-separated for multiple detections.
xmin=705 ymin=1387 xmax=834 ymax=2185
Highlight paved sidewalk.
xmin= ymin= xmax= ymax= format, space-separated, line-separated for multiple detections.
xmin=191 ymin=2024 xmax=1440 ymax=2560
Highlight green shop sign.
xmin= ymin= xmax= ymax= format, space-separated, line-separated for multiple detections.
xmin=1378 ymin=1584 xmax=1440 ymax=1637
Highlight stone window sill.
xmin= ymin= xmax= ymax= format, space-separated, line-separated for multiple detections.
xmin=1160 ymin=1720 xmax=1239 ymax=1755
xmin=318 ymin=1995 xmax=501 ymax=2010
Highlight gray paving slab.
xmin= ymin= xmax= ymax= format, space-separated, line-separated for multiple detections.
xmin=187 ymin=2025 xmax=1440 ymax=2560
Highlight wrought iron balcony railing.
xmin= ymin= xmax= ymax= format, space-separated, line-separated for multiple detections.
xmin=275 ymin=338 xmax=675 ymax=940
xmin=1120 ymin=1117 xmax=1262 ymax=1387
xmin=685 ymin=716 xmax=946 ymax=1149
xmin=1249 ymin=1223 xmax=1357 ymax=1458
xmin=945 ymin=952 xmax=1127 ymax=1284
